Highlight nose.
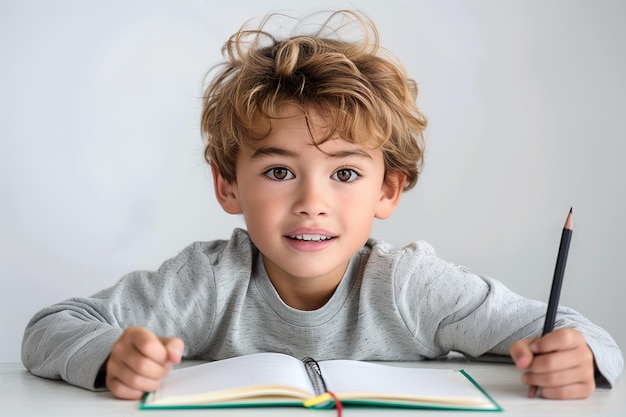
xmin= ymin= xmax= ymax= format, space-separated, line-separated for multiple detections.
xmin=293 ymin=176 xmax=330 ymax=217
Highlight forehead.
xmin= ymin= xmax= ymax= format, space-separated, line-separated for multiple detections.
xmin=270 ymin=103 xmax=326 ymax=133
xmin=246 ymin=103 xmax=380 ymax=152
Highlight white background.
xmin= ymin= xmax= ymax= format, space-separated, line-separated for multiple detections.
xmin=2 ymin=0 xmax=625 ymax=363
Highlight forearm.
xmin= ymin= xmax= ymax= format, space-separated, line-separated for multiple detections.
xmin=479 ymin=307 xmax=624 ymax=389
xmin=21 ymin=302 xmax=123 ymax=390
xmin=572 ymin=322 xmax=624 ymax=389
xmin=428 ymin=274 xmax=623 ymax=388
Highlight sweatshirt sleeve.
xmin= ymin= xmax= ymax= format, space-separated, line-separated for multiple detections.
xmin=21 ymin=243 xmax=217 ymax=391
xmin=438 ymin=274 xmax=624 ymax=389
xmin=394 ymin=242 xmax=624 ymax=389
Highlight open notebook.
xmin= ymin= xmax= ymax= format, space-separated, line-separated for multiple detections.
xmin=140 ymin=352 xmax=501 ymax=411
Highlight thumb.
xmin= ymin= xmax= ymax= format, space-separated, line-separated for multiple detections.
xmin=158 ymin=337 xmax=184 ymax=364
xmin=510 ymin=338 xmax=536 ymax=370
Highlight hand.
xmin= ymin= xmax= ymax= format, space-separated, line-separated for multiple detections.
xmin=105 ymin=326 xmax=184 ymax=399
xmin=510 ymin=328 xmax=595 ymax=399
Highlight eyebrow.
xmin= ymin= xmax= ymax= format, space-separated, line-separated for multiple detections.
xmin=250 ymin=147 xmax=297 ymax=160
xmin=327 ymin=149 xmax=373 ymax=160
xmin=249 ymin=146 xmax=373 ymax=160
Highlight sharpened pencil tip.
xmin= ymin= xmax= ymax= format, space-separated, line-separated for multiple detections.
xmin=564 ymin=208 xmax=573 ymax=230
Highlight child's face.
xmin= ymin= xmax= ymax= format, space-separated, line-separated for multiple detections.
xmin=214 ymin=104 xmax=403 ymax=294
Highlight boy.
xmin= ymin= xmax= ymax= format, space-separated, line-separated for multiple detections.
xmin=22 ymin=10 xmax=622 ymax=401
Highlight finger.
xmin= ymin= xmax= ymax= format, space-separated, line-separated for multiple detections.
xmin=106 ymin=353 xmax=165 ymax=392
xmin=528 ymin=344 xmax=594 ymax=374
xmin=530 ymin=328 xmax=585 ymax=355
xmin=110 ymin=335 xmax=169 ymax=380
xmin=129 ymin=328 xmax=171 ymax=364
xmin=159 ymin=337 xmax=185 ymax=364
xmin=541 ymin=381 xmax=596 ymax=400
xmin=523 ymin=364 xmax=594 ymax=389
xmin=510 ymin=338 xmax=535 ymax=369
xmin=106 ymin=374 xmax=153 ymax=400
xmin=119 ymin=353 xmax=170 ymax=380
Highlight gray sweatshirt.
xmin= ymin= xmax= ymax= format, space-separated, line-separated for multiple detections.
xmin=22 ymin=228 xmax=623 ymax=391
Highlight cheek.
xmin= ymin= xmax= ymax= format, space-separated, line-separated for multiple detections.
xmin=341 ymin=180 xmax=384 ymax=206
xmin=241 ymin=190 xmax=282 ymax=223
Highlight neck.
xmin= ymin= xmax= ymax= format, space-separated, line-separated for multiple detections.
xmin=262 ymin=257 xmax=347 ymax=311
xmin=276 ymin=284 xmax=336 ymax=311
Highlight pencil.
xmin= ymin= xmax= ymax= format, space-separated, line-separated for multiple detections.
xmin=528 ymin=208 xmax=573 ymax=398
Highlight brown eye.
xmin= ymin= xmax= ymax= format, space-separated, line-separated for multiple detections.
xmin=273 ymin=168 xmax=287 ymax=180
xmin=265 ymin=167 xmax=294 ymax=181
xmin=332 ymin=168 xmax=359 ymax=183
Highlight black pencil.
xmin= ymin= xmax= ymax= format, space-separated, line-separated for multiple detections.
xmin=528 ymin=208 xmax=573 ymax=398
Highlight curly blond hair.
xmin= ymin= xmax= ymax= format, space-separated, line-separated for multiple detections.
xmin=201 ymin=10 xmax=427 ymax=191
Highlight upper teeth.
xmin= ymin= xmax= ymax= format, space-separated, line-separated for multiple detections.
xmin=290 ymin=234 xmax=332 ymax=241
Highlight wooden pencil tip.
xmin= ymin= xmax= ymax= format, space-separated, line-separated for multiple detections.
xmin=564 ymin=207 xmax=573 ymax=230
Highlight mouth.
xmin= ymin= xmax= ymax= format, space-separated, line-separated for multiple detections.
xmin=287 ymin=234 xmax=335 ymax=242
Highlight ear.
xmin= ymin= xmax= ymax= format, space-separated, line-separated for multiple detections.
xmin=375 ymin=171 xmax=406 ymax=219
xmin=211 ymin=164 xmax=242 ymax=214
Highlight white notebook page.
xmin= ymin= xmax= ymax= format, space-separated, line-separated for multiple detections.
xmin=154 ymin=353 xmax=313 ymax=400
xmin=319 ymin=360 xmax=488 ymax=402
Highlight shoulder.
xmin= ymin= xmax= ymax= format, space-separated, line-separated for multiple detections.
xmin=106 ymin=229 xmax=256 ymax=302
xmin=131 ymin=228 xmax=255 ymax=284
xmin=169 ymin=228 xmax=253 ymax=266
xmin=361 ymin=236 xmax=442 ymax=276
xmin=360 ymin=236 xmax=487 ymax=291
xmin=365 ymin=236 xmax=437 ymax=257
xmin=181 ymin=228 xmax=254 ymax=263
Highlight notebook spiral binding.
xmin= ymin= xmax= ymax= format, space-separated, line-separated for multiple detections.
xmin=302 ymin=357 xmax=328 ymax=397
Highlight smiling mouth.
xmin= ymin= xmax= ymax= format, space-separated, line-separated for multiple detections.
xmin=287 ymin=234 xmax=334 ymax=242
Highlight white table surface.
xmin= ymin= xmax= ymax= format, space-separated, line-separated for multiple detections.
xmin=2 ymin=357 xmax=624 ymax=416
